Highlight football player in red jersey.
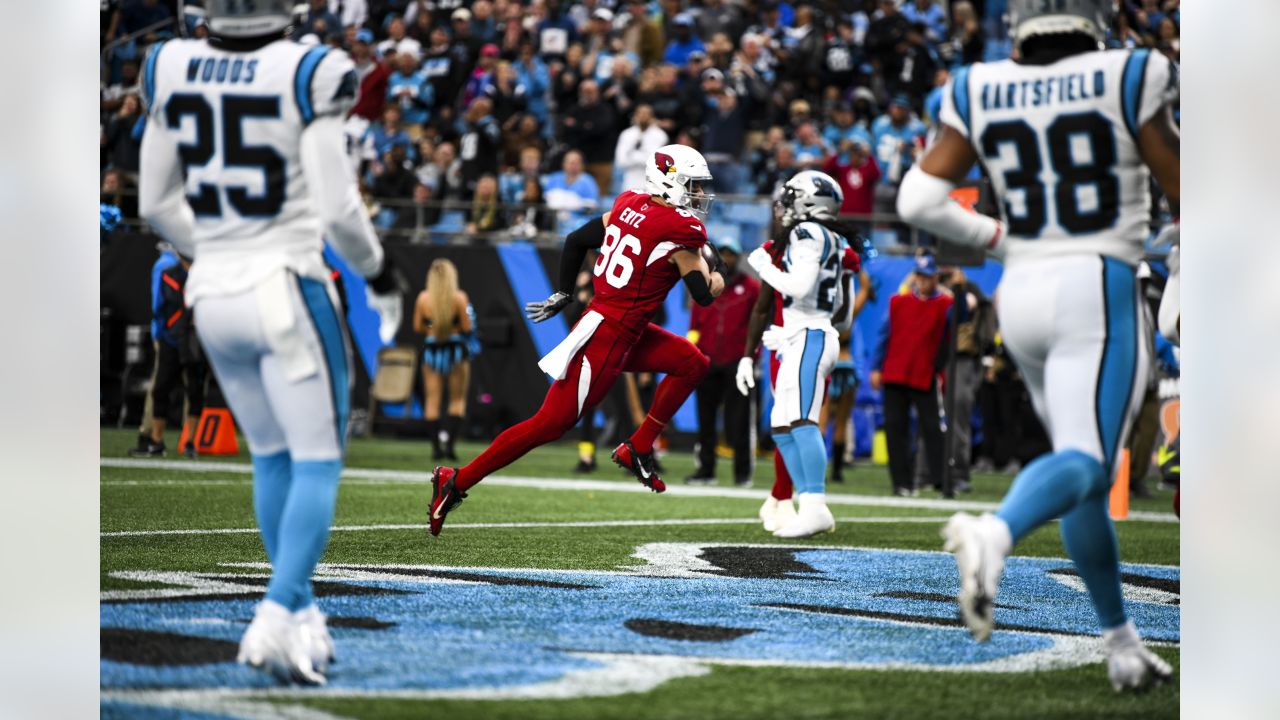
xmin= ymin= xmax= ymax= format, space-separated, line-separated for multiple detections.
xmin=426 ymin=145 xmax=726 ymax=535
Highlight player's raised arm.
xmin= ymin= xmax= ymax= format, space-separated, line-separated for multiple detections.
xmin=896 ymin=125 xmax=1005 ymax=253
xmin=525 ymin=212 xmax=610 ymax=323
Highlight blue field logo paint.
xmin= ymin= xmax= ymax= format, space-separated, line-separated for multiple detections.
xmin=101 ymin=543 xmax=1178 ymax=715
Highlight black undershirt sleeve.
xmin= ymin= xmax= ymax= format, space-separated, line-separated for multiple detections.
xmin=557 ymin=215 xmax=606 ymax=294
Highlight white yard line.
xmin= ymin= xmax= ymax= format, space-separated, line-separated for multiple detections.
xmin=101 ymin=516 xmax=949 ymax=538
xmin=99 ymin=458 xmax=1180 ymax=523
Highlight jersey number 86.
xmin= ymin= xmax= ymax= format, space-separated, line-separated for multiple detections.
xmin=593 ymin=224 xmax=641 ymax=289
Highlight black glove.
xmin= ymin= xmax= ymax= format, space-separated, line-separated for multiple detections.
xmin=525 ymin=291 xmax=572 ymax=323
xmin=367 ymin=254 xmax=409 ymax=295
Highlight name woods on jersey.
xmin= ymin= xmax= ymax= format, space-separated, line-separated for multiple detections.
xmin=138 ymin=0 xmax=405 ymax=686
xmin=896 ymin=0 xmax=1178 ymax=694
xmin=745 ymin=171 xmax=856 ymax=539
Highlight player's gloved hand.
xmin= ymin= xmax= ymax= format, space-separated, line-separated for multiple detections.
xmin=747 ymin=246 xmax=772 ymax=275
xmin=366 ymin=258 xmax=409 ymax=344
xmin=735 ymin=356 xmax=756 ymax=396
xmin=842 ymin=246 xmax=861 ymax=273
xmin=525 ymin=291 xmax=571 ymax=323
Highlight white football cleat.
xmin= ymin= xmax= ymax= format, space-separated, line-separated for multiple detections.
xmin=773 ymin=494 xmax=834 ymax=538
xmin=294 ymin=604 xmax=335 ymax=673
xmin=941 ymin=512 xmax=1011 ymax=642
xmin=768 ymin=496 xmax=797 ymax=532
xmin=759 ymin=496 xmax=779 ymax=532
xmin=1103 ymin=620 xmax=1173 ymax=692
xmin=238 ymin=600 xmax=326 ymax=685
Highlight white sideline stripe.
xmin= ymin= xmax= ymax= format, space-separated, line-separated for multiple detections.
xmin=101 ymin=516 xmax=948 ymax=538
xmin=98 ymin=458 xmax=1180 ymax=523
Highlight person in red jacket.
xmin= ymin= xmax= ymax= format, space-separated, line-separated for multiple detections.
xmin=686 ymin=237 xmax=760 ymax=486
xmin=871 ymin=252 xmax=964 ymax=496
xmin=823 ymin=139 xmax=880 ymax=218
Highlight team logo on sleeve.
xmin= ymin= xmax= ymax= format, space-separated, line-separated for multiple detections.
xmin=654 ymin=152 xmax=676 ymax=175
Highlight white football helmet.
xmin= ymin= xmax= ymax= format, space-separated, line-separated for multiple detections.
xmin=203 ymin=0 xmax=294 ymax=38
xmin=1008 ymin=0 xmax=1111 ymax=53
xmin=645 ymin=144 xmax=715 ymax=221
xmin=778 ymin=170 xmax=843 ymax=227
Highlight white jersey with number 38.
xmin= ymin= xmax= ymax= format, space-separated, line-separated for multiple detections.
xmin=938 ymin=48 xmax=1177 ymax=266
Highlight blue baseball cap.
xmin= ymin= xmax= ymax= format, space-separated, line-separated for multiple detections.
xmin=716 ymin=237 xmax=743 ymax=256
xmin=914 ymin=253 xmax=938 ymax=276
xmin=890 ymin=93 xmax=913 ymax=108
xmin=355 ymin=28 xmax=374 ymax=44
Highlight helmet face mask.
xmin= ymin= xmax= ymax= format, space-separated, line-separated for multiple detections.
xmin=778 ymin=170 xmax=843 ymax=227
xmin=1008 ymin=0 xmax=1112 ymax=54
xmin=202 ymin=0 xmax=294 ymax=39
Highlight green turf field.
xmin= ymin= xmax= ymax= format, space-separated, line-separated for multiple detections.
xmin=100 ymin=427 xmax=1179 ymax=719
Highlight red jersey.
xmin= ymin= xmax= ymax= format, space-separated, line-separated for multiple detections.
xmin=588 ymin=191 xmax=708 ymax=338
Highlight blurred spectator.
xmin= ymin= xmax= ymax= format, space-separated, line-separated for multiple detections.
xmin=119 ymin=0 xmax=172 ymax=41
xmin=823 ymin=138 xmax=880 ymax=218
xmin=450 ymin=8 xmax=482 ymax=66
xmin=593 ymin=31 xmax=640 ymax=85
xmin=700 ymin=73 xmax=747 ymax=193
xmin=892 ymin=23 xmax=941 ymax=105
xmin=687 ymin=238 xmax=759 ymax=486
xmin=101 ymin=168 xmax=136 ymax=221
xmin=705 ymin=32 xmax=735 ymax=72
xmin=349 ymin=29 xmax=390 ymax=124
xmin=729 ymin=35 xmax=774 ymax=146
xmin=467 ymin=175 xmax=502 ymax=235
xmin=515 ymin=42 xmax=553 ymax=130
xmin=700 ymin=0 xmax=745 ymax=40
xmin=872 ymin=94 xmax=927 ymax=191
xmin=866 ymin=0 xmax=912 ymax=70
xmin=538 ymin=0 xmax=578 ymax=62
xmin=783 ymin=4 xmax=825 ymax=94
xmin=373 ymin=145 xmax=419 ymax=223
xmin=293 ymin=0 xmax=341 ymax=41
xmin=458 ymin=98 xmax=502 ymax=197
xmin=463 ymin=43 xmax=502 ymax=108
xmin=378 ymin=16 xmax=422 ymax=60
xmin=388 ymin=52 xmax=435 ymax=130
xmin=422 ymin=26 xmax=466 ymax=118
xmin=500 ymin=146 xmax=544 ymax=205
xmin=792 ymin=122 xmax=829 ymax=170
xmin=552 ymin=44 xmax=588 ymax=113
xmin=406 ymin=9 xmax=434 ymax=46
xmin=600 ymin=55 xmax=639 ymax=118
xmin=946 ymin=1 xmax=986 ymax=67
xmin=752 ymin=127 xmax=798 ymax=196
xmin=470 ymin=0 xmax=499 ymax=44
xmin=824 ymin=103 xmax=873 ymax=151
xmin=871 ymin=253 xmax=958 ymax=496
xmin=365 ymin=106 xmax=414 ymax=165
xmin=637 ymin=64 xmax=688 ymax=136
xmin=582 ymin=8 xmax=615 ymax=58
xmin=418 ymin=141 xmax=464 ymax=201
xmin=485 ymin=61 xmax=530 ymax=127
xmin=620 ymin=0 xmax=664 ymax=68
xmin=544 ymin=150 xmax=600 ymax=229
xmin=329 ymin=0 xmax=367 ymax=30
xmin=511 ymin=176 xmax=556 ymax=238
xmin=102 ymin=60 xmax=141 ymax=116
xmin=901 ymin=0 xmax=948 ymax=45
xmin=103 ymin=94 xmax=144 ymax=181
xmin=823 ymin=19 xmax=862 ymax=92
xmin=663 ymin=13 xmax=705 ymax=66
xmin=502 ymin=114 xmax=544 ymax=167
xmin=563 ymin=80 xmax=620 ymax=193
xmin=615 ymin=104 xmax=669 ymax=192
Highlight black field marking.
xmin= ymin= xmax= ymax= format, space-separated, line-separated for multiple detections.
xmin=328 ymin=615 xmax=396 ymax=630
xmin=324 ymin=565 xmax=598 ymax=590
xmin=1049 ymin=567 xmax=1180 ymax=600
xmin=699 ymin=546 xmax=832 ymax=580
xmin=624 ymin=618 xmax=759 ymax=642
xmin=756 ymin=603 xmax=1108 ymax=638
xmin=101 ymin=577 xmax=418 ymax=605
xmin=873 ymin=590 xmax=1025 ymax=611
xmin=101 ymin=628 xmax=238 ymax=666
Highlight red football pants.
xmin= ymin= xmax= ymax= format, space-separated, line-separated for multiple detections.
xmin=455 ymin=321 xmax=709 ymax=490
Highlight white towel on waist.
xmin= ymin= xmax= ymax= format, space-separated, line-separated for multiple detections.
xmin=538 ymin=310 xmax=604 ymax=380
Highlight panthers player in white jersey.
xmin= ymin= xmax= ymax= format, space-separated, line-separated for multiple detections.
xmin=138 ymin=0 xmax=405 ymax=685
xmin=745 ymin=171 xmax=855 ymax=538
xmin=895 ymin=0 xmax=1179 ymax=692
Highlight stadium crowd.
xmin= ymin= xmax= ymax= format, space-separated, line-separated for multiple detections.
xmin=101 ymin=0 xmax=1181 ymax=240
